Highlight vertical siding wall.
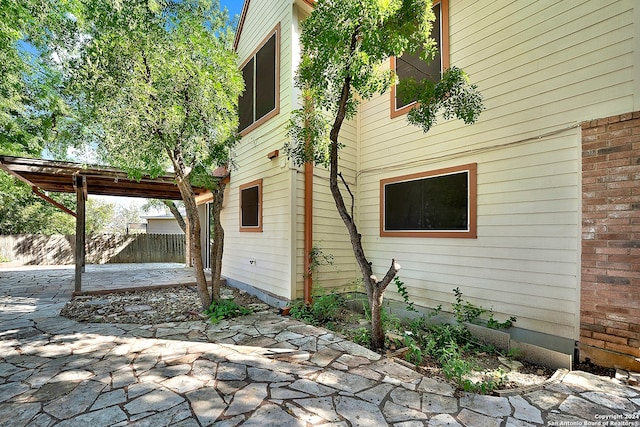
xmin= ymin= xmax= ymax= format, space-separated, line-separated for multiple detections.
xmin=355 ymin=0 xmax=637 ymax=340
xmin=580 ymin=111 xmax=640 ymax=370
xmin=222 ymin=0 xmax=295 ymax=299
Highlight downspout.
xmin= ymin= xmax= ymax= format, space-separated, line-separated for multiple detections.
xmin=303 ymin=161 xmax=313 ymax=305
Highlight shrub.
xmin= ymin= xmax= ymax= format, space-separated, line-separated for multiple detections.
xmin=205 ymin=299 xmax=252 ymax=324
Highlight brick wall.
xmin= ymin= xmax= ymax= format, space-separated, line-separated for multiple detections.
xmin=580 ymin=111 xmax=640 ymax=370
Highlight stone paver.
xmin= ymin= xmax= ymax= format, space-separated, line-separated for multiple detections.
xmin=0 ymin=264 xmax=639 ymax=426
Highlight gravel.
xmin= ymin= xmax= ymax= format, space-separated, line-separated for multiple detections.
xmin=61 ymin=285 xmax=268 ymax=324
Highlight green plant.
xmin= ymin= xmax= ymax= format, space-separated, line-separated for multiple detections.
xmin=363 ymin=302 xmax=401 ymax=334
xmin=460 ymin=368 xmax=506 ymax=394
xmin=429 ymin=304 xmax=442 ymax=318
xmin=452 ymin=288 xmax=516 ymax=329
xmin=403 ymin=334 xmax=423 ymax=366
xmin=205 ymin=299 xmax=252 ymax=324
xmin=0 ymin=255 xmax=10 ymax=263
xmin=394 ymin=277 xmax=417 ymax=312
xmin=306 ymin=245 xmax=335 ymax=280
xmin=352 ymin=327 xmax=371 ymax=347
xmin=452 ymin=287 xmax=486 ymax=323
xmin=487 ymin=313 xmax=517 ymax=330
xmin=288 ymin=290 xmax=346 ymax=326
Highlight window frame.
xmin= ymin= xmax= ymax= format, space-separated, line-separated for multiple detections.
xmin=379 ymin=163 xmax=477 ymax=238
xmin=238 ymin=23 xmax=280 ymax=136
xmin=239 ymin=179 xmax=263 ymax=232
xmin=390 ymin=0 xmax=449 ymax=119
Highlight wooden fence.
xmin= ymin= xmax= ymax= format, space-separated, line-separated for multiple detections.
xmin=0 ymin=234 xmax=185 ymax=265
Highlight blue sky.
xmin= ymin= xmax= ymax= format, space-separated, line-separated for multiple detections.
xmin=220 ymin=0 xmax=244 ymax=23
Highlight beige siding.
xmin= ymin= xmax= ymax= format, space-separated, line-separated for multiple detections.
xmin=303 ymin=117 xmax=359 ymax=298
xmin=146 ymin=219 xmax=184 ymax=235
xmin=222 ymin=0 xmax=295 ymax=300
xmin=356 ymin=0 xmax=637 ymax=340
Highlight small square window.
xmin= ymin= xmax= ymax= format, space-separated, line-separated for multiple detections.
xmin=380 ymin=163 xmax=477 ymax=238
xmin=240 ymin=179 xmax=262 ymax=232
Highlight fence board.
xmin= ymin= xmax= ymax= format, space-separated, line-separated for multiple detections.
xmin=0 ymin=234 xmax=185 ymax=265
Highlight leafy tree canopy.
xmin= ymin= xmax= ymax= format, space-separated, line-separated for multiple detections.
xmin=287 ymin=0 xmax=483 ymax=167
xmin=68 ymin=0 xmax=242 ymax=184
xmin=0 ymin=173 xmax=76 ymax=235
xmin=0 ymin=0 xmax=82 ymax=158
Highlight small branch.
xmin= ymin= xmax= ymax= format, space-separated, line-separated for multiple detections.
xmin=376 ymin=258 xmax=401 ymax=292
xmin=338 ymin=172 xmax=355 ymax=220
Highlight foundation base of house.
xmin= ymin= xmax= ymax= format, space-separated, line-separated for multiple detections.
xmin=224 ymin=277 xmax=289 ymax=309
xmin=578 ymin=343 xmax=640 ymax=372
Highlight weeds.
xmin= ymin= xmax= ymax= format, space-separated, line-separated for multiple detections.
xmin=205 ymin=299 xmax=252 ymax=324
xmin=452 ymin=287 xmax=486 ymax=323
xmin=452 ymin=287 xmax=516 ymax=329
xmin=289 ymin=290 xmax=346 ymax=326
xmin=394 ymin=277 xmax=417 ymax=312
xmin=287 ymin=282 xmax=516 ymax=394
xmin=352 ymin=327 xmax=371 ymax=347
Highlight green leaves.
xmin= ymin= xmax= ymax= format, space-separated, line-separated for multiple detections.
xmin=406 ymin=66 xmax=484 ymax=133
xmin=68 ymin=0 xmax=242 ymax=183
xmin=0 ymin=0 xmax=81 ymax=157
xmin=287 ymin=0 xmax=483 ymax=168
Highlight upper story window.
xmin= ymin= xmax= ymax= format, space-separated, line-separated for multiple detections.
xmin=238 ymin=23 xmax=280 ymax=135
xmin=390 ymin=0 xmax=449 ymax=118
xmin=380 ymin=163 xmax=477 ymax=238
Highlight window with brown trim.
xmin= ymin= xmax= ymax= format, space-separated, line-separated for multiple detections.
xmin=238 ymin=24 xmax=280 ymax=135
xmin=380 ymin=163 xmax=477 ymax=238
xmin=240 ymin=179 xmax=263 ymax=232
xmin=390 ymin=0 xmax=449 ymax=118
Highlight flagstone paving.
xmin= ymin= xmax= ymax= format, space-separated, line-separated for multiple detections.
xmin=1 ymin=264 xmax=639 ymax=426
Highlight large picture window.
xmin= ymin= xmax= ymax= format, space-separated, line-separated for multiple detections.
xmin=238 ymin=24 xmax=280 ymax=135
xmin=390 ymin=0 xmax=449 ymax=118
xmin=380 ymin=163 xmax=477 ymax=238
xmin=240 ymin=179 xmax=262 ymax=232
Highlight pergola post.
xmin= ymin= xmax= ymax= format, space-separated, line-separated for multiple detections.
xmin=74 ymin=175 xmax=87 ymax=293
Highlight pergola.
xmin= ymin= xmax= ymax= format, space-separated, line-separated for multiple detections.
xmin=0 ymin=155 xmax=210 ymax=291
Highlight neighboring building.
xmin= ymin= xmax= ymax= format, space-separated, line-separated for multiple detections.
xmin=143 ymin=215 xmax=185 ymax=235
xmin=221 ymin=0 xmax=640 ymax=370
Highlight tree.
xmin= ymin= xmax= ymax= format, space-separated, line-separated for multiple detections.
xmin=85 ymin=198 xmax=116 ymax=234
xmin=0 ymin=172 xmax=76 ymax=235
xmin=67 ymin=0 xmax=242 ymax=309
xmin=143 ymin=199 xmax=187 ymax=233
xmin=286 ymin=0 xmax=483 ymax=350
xmin=0 ymin=0 xmax=82 ymax=157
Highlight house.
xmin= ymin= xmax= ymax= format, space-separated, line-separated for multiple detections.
xmin=143 ymin=215 xmax=184 ymax=235
xmin=220 ymin=0 xmax=640 ymax=370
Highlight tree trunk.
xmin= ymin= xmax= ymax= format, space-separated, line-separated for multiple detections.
xmin=184 ymin=220 xmax=192 ymax=267
xmin=163 ymin=200 xmax=186 ymax=233
xmin=326 ymin=34 xmax=400 ymax=350
xmin=166 ymin=148 xmax=210 ymax=310
xmin=210 ymin=180 xmax=226 ymax=301
xmin=175 ymin=175 xmax=210 ymax=310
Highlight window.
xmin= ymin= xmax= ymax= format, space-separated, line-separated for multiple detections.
xmin=390 ymin=0 xmax=449 ymax=118
xmin=238 ymin=24 xmax=280 ymax=135
xmin=240 ymin=179 xmax=262 ymax=232
xmin=380 ymin=163 xmax=477 ymax=238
